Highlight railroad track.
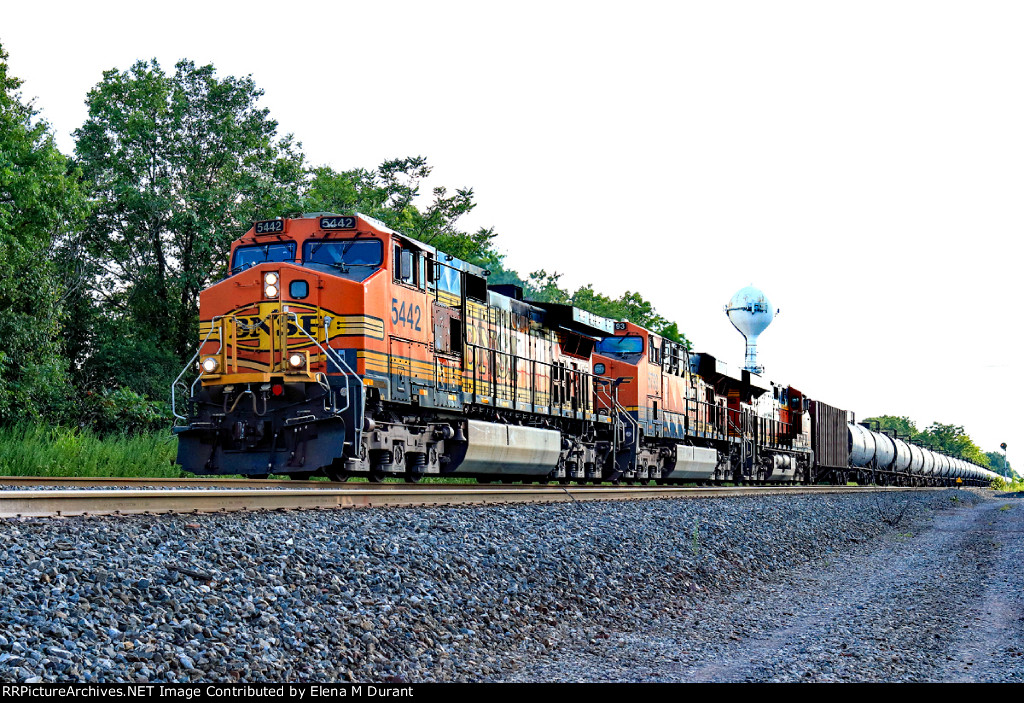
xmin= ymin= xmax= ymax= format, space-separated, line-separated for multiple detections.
xmin=0 ymin=478 xmax=947 ymax=518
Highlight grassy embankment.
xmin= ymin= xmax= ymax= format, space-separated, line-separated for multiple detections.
xmin=0 ymin=425 xmax=469 ymax=481
xmin=0 ymin=425 xmax=180 ymax=478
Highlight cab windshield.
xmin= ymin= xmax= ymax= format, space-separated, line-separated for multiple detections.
xmin=303 ymin=239 xmax=383 ymax=270
xmin=596 ymin=335 xmax=644 ymax=360
xmin=231 ymin=243 xmax=296 ymax=273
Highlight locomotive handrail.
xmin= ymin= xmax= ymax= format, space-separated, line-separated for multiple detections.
xmin=687 ymin=398 xmax=730 ymax=438
xmin=172 ymin=311 xmax=274 ymax=424
xmin=171 ymin=316 xmax=227 ymax=423
xmin=293 ymin=311 xmax=360 ymax=416
xmin=465 ymin=341 xmax=600 ymax=420
xmin=173 ymin=310 xmax=362 ymax=424
xmin=596 ymin=380 xmax=638 ymax=450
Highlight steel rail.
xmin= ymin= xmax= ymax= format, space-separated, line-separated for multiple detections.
xmin=0 ymin=477 xmax=591 ymax=490
xmin=0 ymin=484 xmax=947 ymax=518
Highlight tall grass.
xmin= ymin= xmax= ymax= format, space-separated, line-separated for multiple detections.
xmin=0 ymin=425 xmax=180 ymax=478
xmin=991 ymin=474 xmax=1024 ymax=492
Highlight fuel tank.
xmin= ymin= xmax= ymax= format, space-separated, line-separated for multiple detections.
xmin=666 ymin=445 xmax=719 ymax=480
xmin=451 ymin=420 xmax=561 ymax=475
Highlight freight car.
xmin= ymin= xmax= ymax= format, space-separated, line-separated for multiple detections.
xmin=173 ymin=213 xmax=999 ymax=488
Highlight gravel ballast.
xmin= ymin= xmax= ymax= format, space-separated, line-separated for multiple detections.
xmin=0 ymin=488 xmax=1020 ymax=682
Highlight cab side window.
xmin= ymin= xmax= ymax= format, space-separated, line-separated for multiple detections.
xmin=394 ymin=244 xmax=418 ymax=287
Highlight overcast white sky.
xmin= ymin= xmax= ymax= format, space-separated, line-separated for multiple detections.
xmin=3 ymin=1 xmax=1019 ymax=461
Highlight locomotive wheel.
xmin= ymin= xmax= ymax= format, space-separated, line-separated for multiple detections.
xmin=247 ymin=473 xmax=269 ymax=480
xmin=406 ymin=472 xmax=423 ymax=484
xmin=368 ymin=471 xmax=386 ymax=483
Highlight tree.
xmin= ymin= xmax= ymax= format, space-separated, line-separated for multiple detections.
xmin=73 ymin=58 xmax=306 ymax=381
xmin=525 ymin=270 xmax=572 ymax=304
xmin=862 ymin=415 xmax=920 ymax=440
xmin=303 ymin=157 xmax=497 ymax=261
xmin=0 ymin=42 xmax=87 ymax=423
xmin=864 ymin=416 xmax=990 ymax=466
xmin=984 ymin=451 xmax=1012 ymax=477
xmin=922 ymin=422 xmax=989 ymax=466
xmin=565 ymin=285 xmax=690 ymax=347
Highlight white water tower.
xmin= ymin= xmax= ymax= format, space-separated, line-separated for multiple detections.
xmin=725 ymin=285 xmax=776 ymax=374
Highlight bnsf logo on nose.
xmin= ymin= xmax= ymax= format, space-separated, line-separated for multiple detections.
xmin=235 ymin=314 xmax=320 ymax=340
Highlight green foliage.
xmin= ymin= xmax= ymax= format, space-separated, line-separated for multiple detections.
xmin=0 ymin=424 xmax=178 ymax=477
xmin=864 ymin=415 xmax=995 ymax=469
xmin=526 ymin=270 xmax=572 ymax=304
xmin=79 ymin=386 xmax=173 ymax=436
xmin=304 ymin=157 xmax=496 ymax=261
xmin=0 ymin=42 xmax=87 ymax=423
xmin=73 ymin=58 xmax=306 ymax=364
xmin=922 ymin=422 xmax=989 ymax=466
xmin=863 ymin=415 xmax=919 ymax=438
xmin=74 ymin=316 xmax=181 ymax=402
xmin=984 ymin=451 xmax=1013 ymax=478
xmin=990 ymin=474 xmax=1024 ymax=492
xmin=523 ymin=272 xmax=691 ymax=348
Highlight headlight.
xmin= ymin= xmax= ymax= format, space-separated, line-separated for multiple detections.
xmin=201 ymin=357 xmax=219 ymax=373
xmin=288 ymin=353 xmax=305 ymax=369
xmin=264 ymin=272 xmax=280 ymax=298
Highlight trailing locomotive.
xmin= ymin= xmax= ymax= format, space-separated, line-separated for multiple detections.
xmin=173 ymin=213 xmax=999 ymax=487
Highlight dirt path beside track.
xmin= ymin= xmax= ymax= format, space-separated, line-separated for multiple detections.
xmin=501 ymin=490 xmax=1024 ymax=682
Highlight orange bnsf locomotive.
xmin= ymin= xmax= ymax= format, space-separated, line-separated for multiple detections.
xmin=174 ymin=212 xmax=615 ymax=482
xmin=591 ymin=320 xmax=812 ymax=483
xmin=173 ymin=213 xmax=999 ymax=487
